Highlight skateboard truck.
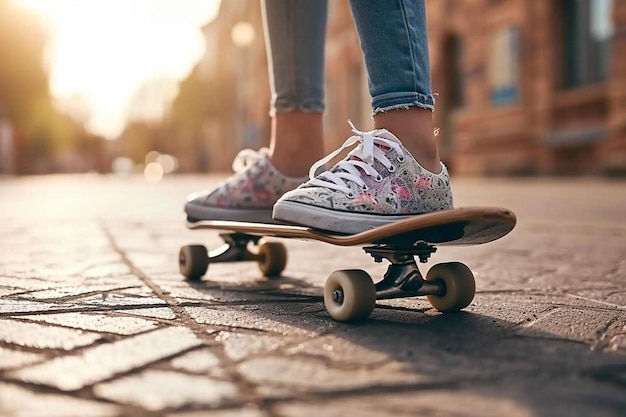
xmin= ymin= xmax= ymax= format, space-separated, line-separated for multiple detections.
xmin=209 ymin=233 xmax=263 ymax=264
xmin=363 ymin=244 xmax=445 ymax=300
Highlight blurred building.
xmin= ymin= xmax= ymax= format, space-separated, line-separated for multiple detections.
xmin=428 ymin=0 xmax=626 ymax=176
xmin=0 ymin=107 xmax=15 ymax=174
xmin=196 ymin=0 xmax=270 ymax=172
xmin=198 ymin=0 xmax=626 ymax=176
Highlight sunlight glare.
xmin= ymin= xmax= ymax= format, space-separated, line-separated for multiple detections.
xmin=14 ymin=0 xmax=221 ymax=139
xmin=144 ymin=162 xmax=164 ymax=183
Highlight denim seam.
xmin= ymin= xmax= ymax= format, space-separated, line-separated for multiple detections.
xmin=398 ymin=0 xmax=418 ymax=95
xmin=268 ymin=2 xmax=297 ymax=117
xmin=287 ymin=2 xmax=297 ymax=110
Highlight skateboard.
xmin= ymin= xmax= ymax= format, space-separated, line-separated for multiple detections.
xmin=179 ymin=207 xmax=516 ymax=322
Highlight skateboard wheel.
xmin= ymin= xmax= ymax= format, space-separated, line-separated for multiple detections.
xmin=257 ymin=240 xmax=287 ymax=277
xmin=425 ymin=262 xmax=475 ymax=312
xmin=179 ymin=245 xmax=209 ymax=281
xmin=324 ymin=269 xmax=376 ymax=322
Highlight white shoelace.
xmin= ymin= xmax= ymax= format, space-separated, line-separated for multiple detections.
xmin=232 ymin=147 xmax=269 ymax=173
xmin=308 ymin=121 xmax=405 ymax=196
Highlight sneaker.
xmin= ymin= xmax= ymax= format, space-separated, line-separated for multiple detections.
xmin=185 ymin=148 xmax=308 ymax=223
xmin=272 ymin=122 xmax=453 ymax=234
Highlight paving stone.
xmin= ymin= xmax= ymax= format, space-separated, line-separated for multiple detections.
xmin=282 ymin=334 xmax=390 ymax=365
xmin=0 ymin=319 xmax=100 ymax=350
xmin=156 ymin=282 xmax=298 ymax=304
xmin=0 ymin=347 xmax=44 ymax=370
xmin=114 ymin=307 xmax=177 ymax=320
xmin=0 ymin=299 xmax=77 ymax=315
xmin=81 ymin=262 xmax=132 ymax=279
xmin=274 ymin=390 xmax=536 ymax=417
xmin=237 ymin=356 xmax=423 ymax=393
xmin=608 ymin=334 xmax=626 ymax=351
xmin=0 ymin=382 xmax=118 ymax=417
xmin=17 ymin=284 xmax=141 ymax=301
xmin=0 ymin=287 xmax=24 ymax=297
xmin=0 ymin=277 xmax=78 ymax=294
xmin=11 ymin=327 xmax=202 ymax=390
xmin=516 ymin=307 xmax=620 ymax=343
xmin=166 ymin=407 xmax=267 ymax=417
xmin=94 ymin=370 xmax=238 ymax=411
xmin=462 ymin=293 xmax=564 ymax=326
xmin=78 ymin=291 xmax=167 ymax=308
xmin=215 ymin=331 xmax=294 ymax=362
xmin=186 ymin=305 xmax=331 ymax=337
xmin=21 ymin=312 xmax=159 ymax=335
xmin=170 ymin=349 xmax=221 ymax=373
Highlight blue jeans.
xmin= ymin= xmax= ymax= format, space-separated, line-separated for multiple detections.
xmin=261 ymin=0 xmax=435 ymax=116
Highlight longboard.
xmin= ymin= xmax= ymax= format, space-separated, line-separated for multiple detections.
xmin=179 ymin=207 xmax=516 ymax=322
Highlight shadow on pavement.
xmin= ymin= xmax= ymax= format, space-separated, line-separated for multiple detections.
xmin=184 ymin=274 xmax=626 ymax=417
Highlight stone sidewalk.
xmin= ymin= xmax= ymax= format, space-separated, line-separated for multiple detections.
xmin=0 ymin=174 xmax=625 ymax=417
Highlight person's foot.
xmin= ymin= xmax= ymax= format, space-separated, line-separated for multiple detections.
xmin=272 ymin=123 xmax=453 ymax=234
xmin=185 ymin=148 xmax=308 ymax=223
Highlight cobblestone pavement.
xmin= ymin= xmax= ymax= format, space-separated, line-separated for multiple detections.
xmin=0 ymin=174 xmax=625 ymax=417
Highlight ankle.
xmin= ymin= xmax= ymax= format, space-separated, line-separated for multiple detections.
xmin=269 ymin=110 xmax=325 ymax=177
xmin=374 ymin=108 xmax=441 ymax=174
xmin=268 ymin=149 xmax=321 ymax=178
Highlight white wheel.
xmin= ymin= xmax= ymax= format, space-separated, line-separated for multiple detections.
xmin=179 ymin=245 xmax=209 ymax=281
xmin=257 ymin=239 xmax=287 ymax=277
xmin=425 ymin=262 xmax=475 ymax=312
xmin=324 ymin=270 xmax=376 ymax=322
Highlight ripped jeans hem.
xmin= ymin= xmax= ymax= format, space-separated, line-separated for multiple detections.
xmin=371 ymin=92 xmax=435 ymax=116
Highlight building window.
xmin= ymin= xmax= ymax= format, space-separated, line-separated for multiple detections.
xmin=561 ymin=0 xmax=614 ymax=88
xmin=444 ymin=35 xmax=464 ymax=109
xmin=489 ymin=27 xmax=521 ymax=105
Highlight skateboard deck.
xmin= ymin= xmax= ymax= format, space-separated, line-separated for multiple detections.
xmin=186 ymin=206 xmax=515 ymax=247
xmin=179 ymin=207 xmax=516 ymax=322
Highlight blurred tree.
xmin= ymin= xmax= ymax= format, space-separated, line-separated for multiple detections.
xmin=0 ymin=0 xmax=86 ymax=173
xmin=169 ymin=65 xmax=213 ymax=164
xmin=165 ymin=63 xmax=236 ymax=172
xmin=116 ymin=120 xmax=156 ymax=164
xmin=115 ymin=78 xmax=180 ymax=167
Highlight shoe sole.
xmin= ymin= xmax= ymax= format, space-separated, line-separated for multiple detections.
xmin=273 ymin=200 xmax=427 ymax=234
xmin=185 ymin=202 xmax=275 ymax=224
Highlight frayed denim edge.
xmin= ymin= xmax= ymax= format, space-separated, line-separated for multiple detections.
xmin=371 ymin=92 xmax=436 ymax=117
xmin=372 ymin=101 xmax=434 ymax=117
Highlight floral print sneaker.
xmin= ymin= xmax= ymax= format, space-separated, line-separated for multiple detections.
xmin=272 ymin=122 xmax=453 ymax=234
xmin=185 ymin=148 xmax=308 ymax=223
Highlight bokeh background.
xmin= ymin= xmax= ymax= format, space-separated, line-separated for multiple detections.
xmin=1 ymin=0 xmax=624 ymax=179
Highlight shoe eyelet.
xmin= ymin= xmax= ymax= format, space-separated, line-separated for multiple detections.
xmin=397 ymin=155 xmax=405 ymax=163
xmin=347 ymin=192 xmax=355 ymax=198
xmin=388 ymin=165 xmax=396 ymax=173
xmin=375 ymin=175 xmax=383 ymax=183
xmin=360 ymin=184 xmax=368 ymax=192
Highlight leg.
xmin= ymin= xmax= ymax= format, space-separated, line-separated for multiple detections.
xmin=273 ymin=0 xmax=453 ymax=234
xmin=262 ymin=0 xmax=327 ymax=177
xmin=349 ymin=0 xmax=440 ymax=173
xmin=269 ymin=111 xmax=324 ymax=177
xmin=185 ymin=0 xmax=328 ymax=223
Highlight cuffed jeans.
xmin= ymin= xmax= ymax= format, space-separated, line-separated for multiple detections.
xmin=261 ymin=0 xmax=435 ymax=116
